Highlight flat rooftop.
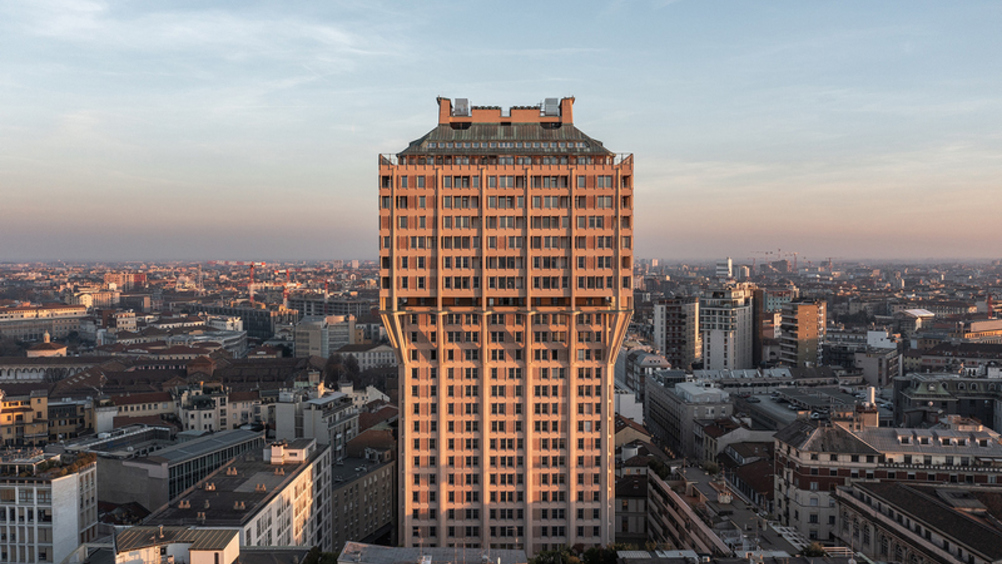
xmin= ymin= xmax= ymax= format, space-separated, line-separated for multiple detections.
xmin=146 ymin=442 xmax=327 ymax=527
xmin=144 ymin=429 xmax=264 ymax=466
xmin=338 ymin=542 xmax=527 ymax=564
xmin=115 ymin=526 xmax=238 ymax=553
xmin=676 ymin=466 xmax=800 ymax=555
xmin=332 ymin=457 xmax=392 ymax=485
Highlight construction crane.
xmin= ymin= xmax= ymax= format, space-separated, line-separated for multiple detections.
xmin=208 ymin=261 xmax=267 ymax=304
xmin=274 ymin=268 xmax=304 ymax=308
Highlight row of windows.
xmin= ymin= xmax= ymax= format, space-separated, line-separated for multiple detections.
xmin=391 ymin=275 xmax=631 ymax=291
xmin=402 ymin=312 xmax=604 ymax=326
xmin=383 ymin=195 xmax=631 ymax=211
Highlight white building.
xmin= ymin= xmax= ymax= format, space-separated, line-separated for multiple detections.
xmin=700 ymin=283 xmax=754 ymax=370
xmin=109 ymin=526 xmax=240 ymax=564
xmin=715 ymin=257 xmax=733 ymax=280
xmin=0 ymin=450 xmax=98 ymax=564
xmin=143 ymin=439 xmax=333 ymax=552
xmin=274 ymin=391 xmax=359 ymax=461
xmin=333 ymin=343 xmax=396 ymax=371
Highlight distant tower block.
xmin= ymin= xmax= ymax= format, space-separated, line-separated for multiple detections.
xmin=715 ymin=257 xmax=733 ymax=280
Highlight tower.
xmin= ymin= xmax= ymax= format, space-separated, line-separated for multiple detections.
xmin=378 ymin=97 xmax=633 ymax=553
xmin=700 ymin=283 xmax=754 ymax=370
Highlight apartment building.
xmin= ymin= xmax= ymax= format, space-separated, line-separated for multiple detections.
xmin=700 ymin=284 xmax=754 ymax=370
xmin=0 ymin=389 xmax=48 ymax=447
xmin=778 ymin=299 xmax=826 ymax=368
xmin=145 ymin=439 xmax=332 ymax=552
xmin=652 ymin=296 xmax=700 ymax=372
xmin=0 ymin=450 xmax=98 ymax=563
xmin=835 ymin=481 xmax=1002 ymax=564
xmin=378 ymin=97 xmax=633 ymax=553
xmin=774 ymin=409 xmax=1002 ymax=542
xmin=274 ymin=390 xmax=358 ymax=461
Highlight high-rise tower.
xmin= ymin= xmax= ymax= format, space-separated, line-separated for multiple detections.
xmin=378 ymin=97 xmax=633 ymax=554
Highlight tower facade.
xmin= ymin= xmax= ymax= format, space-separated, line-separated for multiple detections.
xmin=378 ymin=97 xmax=633 ymax=554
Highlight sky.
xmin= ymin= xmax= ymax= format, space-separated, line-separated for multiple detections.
xmin=1 ymin=1 xmax=1001 ymax=263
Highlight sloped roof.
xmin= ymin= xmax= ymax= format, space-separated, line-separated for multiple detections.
xmin=398 ymin=122 xmax=613 ymax=156
xmin=775 ymin=420 xmax=878 ymax=455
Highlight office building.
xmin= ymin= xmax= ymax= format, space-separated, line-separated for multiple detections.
xmin=90 ymin=428 xmax=264 ymax=510
xmin=700 ymin=283 xmax=754 ymax=370
xmin=378 ymin=97 xmax=634 ymax=553
xmin=645 ymin=380 xmax=732 ymax=460
xmin=778 ymin=299 xmax=826 ymax=368
xmin=652 ymin=296 xmax=700 ymax=372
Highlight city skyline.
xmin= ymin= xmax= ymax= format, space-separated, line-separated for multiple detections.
xmin=3 ymin=1 xmax=1001 ymax=261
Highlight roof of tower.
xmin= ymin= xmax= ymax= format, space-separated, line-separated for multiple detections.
xmin=398 ymin=123 xmax=613 ymax=156
xmin=397 ymin=97 xmax=614 ymax=156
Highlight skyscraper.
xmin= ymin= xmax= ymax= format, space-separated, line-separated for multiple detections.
xmin=378 ymin=97 xmax=634 ymax=553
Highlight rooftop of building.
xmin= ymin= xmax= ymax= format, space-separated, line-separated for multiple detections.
xmin=114 ymin=525 xmax=238 ymax=553
xmin=616 ymin=552 xmax=852 ymax=564
xmin=142 ymin=428 xmax=264 ymax=466
xmin=61 ymin=424 xmax=174 ymax=457
xmin=850 ymin=482 xmax=1002 ymax=560
xmin=616 ymin=474 xmax=648 ymax=498
xmin=338 ymin=541 xmax=527 ymax=564
xmin=0 ymin=450 xmax=96 ymax=480
xmin=393 ymin=98 xmax=616 ymax=158
xmin=147 ymin=440 xmax=326 ymax=527
xmin=776 ymin=417 xmax=1002 ymax=457
xmin=331 ymin=456 xmax=393 ymax=486
xmin=672 ymin=466 xmax=800 ymax=555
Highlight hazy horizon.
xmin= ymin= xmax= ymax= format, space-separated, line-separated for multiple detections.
xmin=3 ymin=1 xmax=1001 ymax=262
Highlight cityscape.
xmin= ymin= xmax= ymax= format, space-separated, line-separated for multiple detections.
xmin=3 ymin=3 xmax=1002 ymax=564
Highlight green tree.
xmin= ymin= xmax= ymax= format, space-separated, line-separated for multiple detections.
xmin=529 ymin=548 xmax=578 ymax=564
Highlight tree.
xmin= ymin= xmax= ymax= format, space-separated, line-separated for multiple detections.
xmin=582 ymin=547 xmax=616 ymax=564
xmin=701 ymin=460 xmax=720 ymax=475
xmin=801 ymin=542 xmax=827 ymax=557
xmin=344 ymin=355 xmax=360 ymax=378
xmin=529 ymin=548 xmax=578 ymax=564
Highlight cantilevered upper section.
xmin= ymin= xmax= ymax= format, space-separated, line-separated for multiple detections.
xmin=397 ymin=97 xmax=613 ymax=157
